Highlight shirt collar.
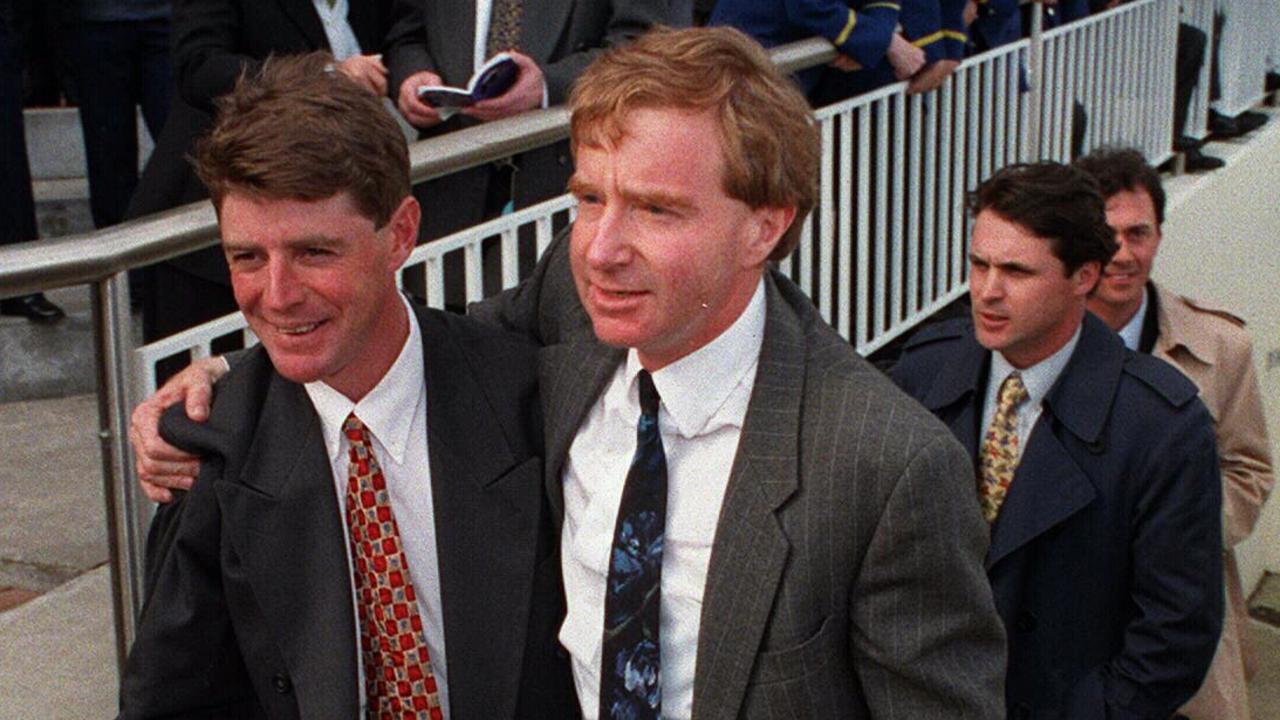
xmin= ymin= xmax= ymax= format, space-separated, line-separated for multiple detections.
xmin=1117 ymin=286 xmax=1148 ymax=351
xmin=305 ymin=294 xmax=425 ymax=465
xmin=623 ymin=278 xmax=766 ymax=439
xmin=991 ymin=322 xmax=1082 ymax=410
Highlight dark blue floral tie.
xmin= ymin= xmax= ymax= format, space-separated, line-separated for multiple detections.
xmin=600 ymin=370 xmax=666 ymax=720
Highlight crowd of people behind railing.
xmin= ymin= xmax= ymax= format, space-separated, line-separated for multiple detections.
xmin=2 ymin=0 xmax=1275 ymax=332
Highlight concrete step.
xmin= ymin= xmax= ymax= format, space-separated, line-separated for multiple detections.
xmin=23 ymin=106 xmax=154 ymax=183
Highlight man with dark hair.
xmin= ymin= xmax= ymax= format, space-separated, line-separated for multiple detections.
xmin=118 ymin=52 xmax=574 ymax=719
xmin=132 ymin=27 xmax=1008 ymax=719
xmin=892 ymin=162 xmax=1225 ymax=720
xmin=1076 ymin=147 xmax=1274 ymax=720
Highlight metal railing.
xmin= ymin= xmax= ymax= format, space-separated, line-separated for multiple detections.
xmin=0 ymin=0 xmax=1188 ymax=673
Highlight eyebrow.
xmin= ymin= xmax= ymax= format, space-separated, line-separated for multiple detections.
xmin=969 ymin=253 xmax=1035 ymax=274
xmin=222 ymin=235 xmax=344 ymax=253
xmin=567 ymin=175 xmax=696 ymax=213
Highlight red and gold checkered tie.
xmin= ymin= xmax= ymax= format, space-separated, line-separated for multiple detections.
xmin=978 ymin=372 xmax=1029 ymax=523
xmin=343 ymin=413 xmax=443 ymax=720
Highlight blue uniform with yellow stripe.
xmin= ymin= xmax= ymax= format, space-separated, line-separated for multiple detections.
xmin=811 ymin=0 xmax=968 ymax=103
xmin=711 ymin=0 xmax=905 ymax=93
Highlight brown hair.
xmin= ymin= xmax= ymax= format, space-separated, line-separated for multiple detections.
xmin=1073 ymin=146 xmax=1166 ymax=225
xmin=969 ymin=162 xmax=1118 ymax=276
xmin=195 ymin=52 xmax=409 ymax=227
xmin=569 ymin=26 xmax=819 ymax=260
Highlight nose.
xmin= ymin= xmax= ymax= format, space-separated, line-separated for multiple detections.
xmin=974 ymin=270 xmax=1004 ymax=303
xmin=1109 ymin=235 xmax=1133 ymax=264
xmin=582 ymin=204 xmax=631 ymax=270
xmin=261 ymin=257 xmax=304 ymax=312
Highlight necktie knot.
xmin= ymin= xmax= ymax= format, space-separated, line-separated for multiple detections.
xmin=638 ymin=370 xmax=660 ymax=418
xmin=997 ymin=372 xmax=1029 ymax=410
xmin=343 ymin=412 xmax=367 ymax=439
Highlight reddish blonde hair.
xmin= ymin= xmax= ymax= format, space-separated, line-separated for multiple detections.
xmin=569 ymin=26 xmax=819 ymax=260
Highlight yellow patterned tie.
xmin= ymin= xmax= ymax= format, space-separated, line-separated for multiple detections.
xmin=978 ymin=372 xmax=1029 ymax=523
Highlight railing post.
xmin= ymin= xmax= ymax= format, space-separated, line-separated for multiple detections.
xmin=1025 ymin=2 xmax=1045 ymax=160
xmin=92 ymin=271 xmax=147 ymax=673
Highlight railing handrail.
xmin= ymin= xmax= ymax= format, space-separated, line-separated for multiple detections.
xmin=0 ymin=40 xmax=836 ymax=301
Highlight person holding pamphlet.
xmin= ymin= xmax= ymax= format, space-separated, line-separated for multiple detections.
xmin=383 ymin=0 xmax=674 ymax=265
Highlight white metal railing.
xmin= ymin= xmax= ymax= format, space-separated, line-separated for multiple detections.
xmin=139 ymin=0 xmax=1182 ymax=391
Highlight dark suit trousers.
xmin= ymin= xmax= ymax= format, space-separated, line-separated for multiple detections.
xmin=0 ymin=9 xmax=38 ymax=248
xmin=1174 ymin=23 xmax=1207 ymax=138
xmin=61 ymin=18 xmax=172 ymax=229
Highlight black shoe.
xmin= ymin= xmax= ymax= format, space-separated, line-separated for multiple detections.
xmin=1209 ymin=110 xmax=1244 ymax=138
xmin=1173 ymin=135 xmax=1204 ymax=152
xmin=1183 ymin=146 xmax=1225 ymax=172
xmin=1236 ymin=110 xmax=1267 ymax=133
xmin=0 ymin=293 xmax=66 ymax=324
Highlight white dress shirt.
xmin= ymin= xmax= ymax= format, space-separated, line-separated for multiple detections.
xmin=981 ymin=323 xmax=1082 ymax=458
xmin=304 ymin=295 xmax=451 ymax=719
xmin=1117 ymin=286 xmax=1149 ymax=351
xmin=560 ymin=279 xmax=767 ymax=720
xmin=311 ymin=0 xmax=363 ymax=60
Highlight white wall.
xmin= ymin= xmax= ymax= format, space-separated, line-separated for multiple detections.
xmin=1160 ymin=119 xmax=1280 ymax=597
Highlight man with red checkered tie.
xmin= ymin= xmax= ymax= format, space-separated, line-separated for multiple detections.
xmin=117 ymin=52 xmax=575 ymax=719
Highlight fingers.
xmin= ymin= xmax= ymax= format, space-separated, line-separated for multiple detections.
xmin=461 ymin=54 xmax=543 ymax=122
xmin=130 ymin=401 xmax=199 ymax=503
xmin=141 ymin=480 xmax=172 ymax=505
xmin=398 ymin=72 xmax=444 ymax=127
xmin=829 ymin=54 xmax=862 ymax=72
xmin=185 ymin=379 xmax=214 ymax=423
xmin=342 ymin=55 xmax=388 ymax=97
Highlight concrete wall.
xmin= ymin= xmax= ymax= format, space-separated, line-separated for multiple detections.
xmin=1160 ymin=122 xmax=1280 ymax=597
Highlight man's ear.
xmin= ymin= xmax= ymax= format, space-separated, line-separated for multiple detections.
xmin=1074 ymin=259 xmax=1101 ymax=298
xmin=743 ymin=205 xmax=797 ymax=267
xmin=386 ymin=195 xmax=421 ymax=269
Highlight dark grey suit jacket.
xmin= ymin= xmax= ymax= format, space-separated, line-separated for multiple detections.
xmin=120 ymin=305 xmax=576 ymax=719
xmin=474 ymin=236 xmax=1007 ymax=719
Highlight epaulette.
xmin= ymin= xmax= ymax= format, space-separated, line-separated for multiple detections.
xmin=902 ymin=317 xmax=968 ymax=350
xmin=1179 ymin=294 xmax=1246 ymax=328
xmin=1122 ymin=352 xmax=1199 ymax=409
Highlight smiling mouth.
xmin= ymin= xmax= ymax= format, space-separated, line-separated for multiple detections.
xmin=275 ymin=321 xmax=324 ymax=335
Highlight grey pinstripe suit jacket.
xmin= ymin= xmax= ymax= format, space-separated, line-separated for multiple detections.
xmin=475 ymin=236 xmax=1007 ymax=719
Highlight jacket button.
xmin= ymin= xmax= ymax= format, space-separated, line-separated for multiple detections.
xmin=272 ymin=673 xmax=292 ymax=694
xmin=1014 ymin=611 xmax=1037 ymax=633
xmin=1013 ymin=703 xmax=1032 ymax=719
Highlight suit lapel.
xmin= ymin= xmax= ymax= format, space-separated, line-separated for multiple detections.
xmin=217 ymin=375 xmax=358 ymax=718
xmin=985 ymin=422 xmax=1096 ymax=569
xmin=921 ymin=331 xmax=988 ymax=464
xmin=692 ymin=278 xmax=801 ymax=720
xmin=418 ymin=309 xmax=540 ymax=719
xmin=278 ymin=0 xmax=330 ymax=50
xmin=987 ymin=316 xmax=1120 ymax=569
xmin=539 ymin=340 xmax=623 ymax=528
